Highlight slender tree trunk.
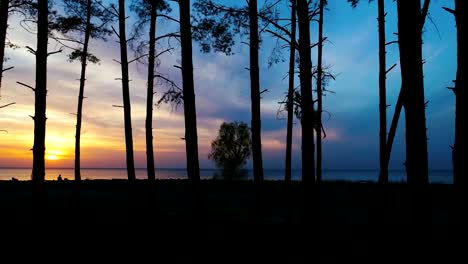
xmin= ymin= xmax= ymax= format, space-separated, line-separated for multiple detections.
xmin=386 ymin=84 xmax=404 ymax=166
xmin=75 ymin=0 xmax=92 ymax=183
xmin=297 ymin=0 xmax=316 ymax=184
xmin=32 ymin=0 xmax=48 ymax=203
xmin=396 ymin=0 xmax=428 ymax=185
xmin=0 ymin=0 xmax=9 ymax=91
xmin=316 ymin=0 xmax=324 ymax=183
xmin=179 ymin=0 xmax=200 ymax=182
xmin=454 ymin=0 xmax=467 ymax=187
xmin=377 ymin=0 xmax=388 ymax=183
xmin=285 ymin=0 xmax=296 ymax=183
xmin=118 ymin=0 xmax=136 ymax=182
xmin=249 ymin=0 xmax=264 ymax=183
xmin=146 ymin=2 xmax=157 ymax=181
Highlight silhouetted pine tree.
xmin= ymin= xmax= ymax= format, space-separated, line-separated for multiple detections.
xmin=376 ymin=0 xmax=388 ymax=183
xmin=444 ymin=1 xmax=467 ymax=187
xmin=0 ymin=0 xmax=9 ymax=90
xmin=31 ymin=0 xmax=49 ymax=202
xmin=179 ymin=0 xmax=200 ymax=183
xmin=316 ymin=0 xmax=325 ymax=183
xmin=51 ymin=0 xmax=112 ymax=183
xmin=1 ymin=0 xmax=33 ymax=90
xmin=297 ymin=0 xmax=315 ymax=184
xmin=249 ymin=0 xmax=264 ymax=183
xmin=130 ymin=0 xmax=170 ymax=181
xmin=117 ymin=0 xmax=136 ymax=181
xmin=396 ymin=0 xmax=429 ymax=185
xmin=285 ymin=0 xmax=296 ymax=183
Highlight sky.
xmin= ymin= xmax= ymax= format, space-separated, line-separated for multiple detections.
xmin=0 ymin=0 xmax=457 ymax=170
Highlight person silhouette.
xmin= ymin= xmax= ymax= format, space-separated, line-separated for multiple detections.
xmin=57 ymin=174 xmax=63 ymax=181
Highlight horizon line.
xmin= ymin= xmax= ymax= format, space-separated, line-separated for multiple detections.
xmin=0 ymin=167 xmax=453 ymax=171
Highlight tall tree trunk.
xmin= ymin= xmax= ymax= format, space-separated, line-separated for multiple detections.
xmin=118 ymin=0 xmax=136 ymax=182
xmin=146 ymin=1 xmax=157 ymax=181
xmin=179 ymin=0 xmax=200 ymax=182
xmin=386 ymin=0 xmax=430 ymax=179
xmin=316 ymin=0 xmax=324 ymax=183
xmin=249 ymin=0 xmax=264 ymax=183
xmin=377 ymin=0 xmax=388 ymax=183
xmin=32 ymin=0 xmax=48 ymax=203
xmin=285 ymin=0 xmax=296 ymax=183
xmin=297 ymin=0 xmax=316 ymax=184
xmin=454 ymin=0 xmax=467 ymax=187
xmin=0 ymin=0 xmax=9 ymax=91
xmin=396 ymin=0 xmax=428 ymax=185
xmin=75 ymin=0 xmax=92 ymax=183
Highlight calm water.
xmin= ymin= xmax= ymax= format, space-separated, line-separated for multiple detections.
xmin=0 ymin=168 xmax=453 ymax=183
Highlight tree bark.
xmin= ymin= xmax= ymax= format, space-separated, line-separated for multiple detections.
xmin=32 ymin=0 xmax=48 ymax=205
xmin=454 ymin=0 xmax=467 ymax=187
xmin=118 ymin=0 xmax=136 ymax=182
xmin=377 ymin=0 xmax=388 ymax=183
xmin=396 ymin=0 xmax=428 ymax=185
xmin=297 ymin=0 xmax=316 ymax=184
xmin=0 ymin=0 xmax=9 ymax=91
xmin=179 ymin=0 xmax=200 ymax=182
xmin=75 ymin=0 xmax=92 ymax=183
xmin=249 ymin=0 xmax=264 ymax=183
xmin=146 ymin=1 xmax=157 ymax=181
xmin=316 ymin=0 xmax=324 ymax=183
xmin=285 ymin=0 xmax=296 ymax=183
xmin=386 ymin=0 xmax=430 ymax=180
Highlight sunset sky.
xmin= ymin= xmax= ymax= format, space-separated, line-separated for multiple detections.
xmin=0 ymin=0 xmax=457 ymax=170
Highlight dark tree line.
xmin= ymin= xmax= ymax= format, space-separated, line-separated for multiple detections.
xmin=0 ymin=0 xmax=462 ymax=197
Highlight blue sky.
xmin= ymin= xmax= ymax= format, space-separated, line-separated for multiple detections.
xmin=0 ymin=0 xmax=457 ymax=170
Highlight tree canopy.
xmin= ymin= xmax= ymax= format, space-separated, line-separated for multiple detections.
xmin=209 ymin=121 xmax=252 ymax=179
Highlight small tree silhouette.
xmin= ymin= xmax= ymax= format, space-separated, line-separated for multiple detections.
xmin=209 ymin=122 xmax=252 ymax=180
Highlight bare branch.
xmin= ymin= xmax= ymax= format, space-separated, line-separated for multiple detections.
xmin=156 ymin=48 xmax=174 ymax=58
xmin=17 ymin=82 xmax=35 ymax=91
xmin=0 ymin=102 xmax=16 ymax=109
xmin=129 ymin=54 xmax=149 ymax=64
xmin=385 ymin=63 xmax=397 ymax=75
xmin=421 ymin=0 xmax=431 ymax=29
xmin=47 ymin=50 xmax=63 ymax=56
xmin=157 ymin=14 xmax=180 ymax=24
xmin=265 ymin=29 xmax=291 ymax=45
xmin=113 ymin=59 xmax=121 ymax=64
xmin=155 ymin=33 xmax=181 ymax=42
xmin=2 ymin=66 xmax=14 ymax=73
xmin=112 ymin=105 xmax=124 ymax=108
xmin=442 ymin=7 xmax=455 ymax=15
xmin=25 ymin=46 xmax=36 ymax=55
xmin=385 ymin=40 xmax=398 ymax=46
xmin=52 ymin=37 xmax=84 ymax=45
xmin=111 ymin=26 xmax=120 ymax=38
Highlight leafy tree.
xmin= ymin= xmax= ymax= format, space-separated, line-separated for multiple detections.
xmin=51 ymin=0 xmax=113 ymax=183
xmin=193 ymin=0 xmax=279 ymax=184
xmin=209 ymin=122 xmax=252 ymax=180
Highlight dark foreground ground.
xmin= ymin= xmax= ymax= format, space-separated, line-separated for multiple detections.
xmin=0 ymin=180 xmax=466 ymax=258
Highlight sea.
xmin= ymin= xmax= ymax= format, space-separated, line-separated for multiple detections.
xmin=0 ymin=168 xmax=453 ymax=184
